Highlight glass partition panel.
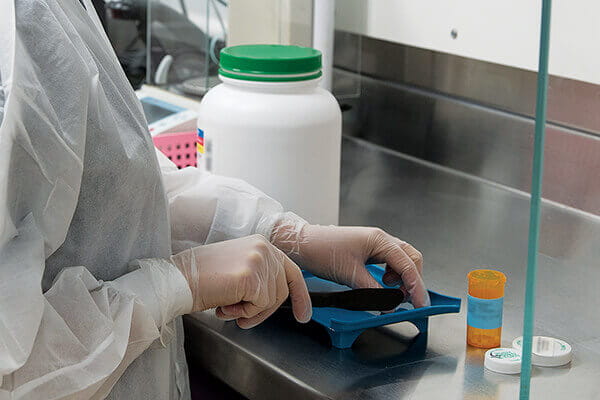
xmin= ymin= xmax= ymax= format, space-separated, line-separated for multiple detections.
xmin=146 ymin=0 xmax=226 ymax=95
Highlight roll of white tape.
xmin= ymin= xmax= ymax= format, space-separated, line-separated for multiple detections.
xmin=512 ymin=336 xmax=572 ymax=367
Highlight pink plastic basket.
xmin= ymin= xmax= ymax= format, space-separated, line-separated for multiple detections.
xmin=152 ymin=131 xmax=197 ymax=169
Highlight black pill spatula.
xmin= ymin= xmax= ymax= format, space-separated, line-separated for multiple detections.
xmin=281 ymin=288 xmax=404 ymax=311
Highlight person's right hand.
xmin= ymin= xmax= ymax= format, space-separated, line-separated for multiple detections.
xmin=171 ymin=235 xmax=312 ymax=329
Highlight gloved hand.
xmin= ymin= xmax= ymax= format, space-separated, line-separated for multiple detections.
xmin=271 ymin=215 xmax=430 ymax=308
xmin=171 ymin=235 xmax=312 ymax=328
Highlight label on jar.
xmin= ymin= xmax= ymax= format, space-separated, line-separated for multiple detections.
xmin=467 ymin=295 xmax=503 ymax=330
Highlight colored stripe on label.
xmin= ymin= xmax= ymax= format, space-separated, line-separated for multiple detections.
xmin=197 ymin=128 xmax=205 ymax=154
xmin=467 ymin=295 xmax=503 ymax=330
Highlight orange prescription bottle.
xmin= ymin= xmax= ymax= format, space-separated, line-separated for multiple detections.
xmin=467 ymin=269 xmax=507 ymax=348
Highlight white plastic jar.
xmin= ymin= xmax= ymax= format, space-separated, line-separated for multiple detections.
xmin=197 ymin=45 xmax=341 ymax=225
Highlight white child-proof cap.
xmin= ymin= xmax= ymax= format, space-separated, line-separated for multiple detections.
xmin=512 ymin=336 xmax=572 ymax=367
xmin=484 ymin=348 xmax=522 ymax=374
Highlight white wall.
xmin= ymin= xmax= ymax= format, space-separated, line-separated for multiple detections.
xmin=336 ymin=0 xmax=600 ymax=85
xmin=228 ymin=0 xmax=312 ymax=46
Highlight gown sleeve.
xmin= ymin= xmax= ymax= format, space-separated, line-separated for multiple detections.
xmin=155 ymin=149 xmax=302 ymax=253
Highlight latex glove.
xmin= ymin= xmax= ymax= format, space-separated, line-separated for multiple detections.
xmin=271 ymin=216 xmax=430 ymax=308
xmin=171 ymin=235 xmax=312 ymax=328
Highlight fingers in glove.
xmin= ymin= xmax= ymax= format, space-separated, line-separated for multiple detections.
xmin=219 ymin=301 xmax=264 ymax=319
xmin=231 ymin=253 xmax=312 ymax=326
xmin=237 ymin=304 xmax=281 ymax=329
xmin=382 ymin=240 xmax=424 ymax=285
xmin=349 ymin=264 xmax=382 ymax=289
xmin=217 ymin=270 xmax=280 ymax=324
xmin=371 ymin=232 xmax=430 ymax=308
xmin=216 ymin=273 xmax=273 ymax=321
xmin=237 ymin=270 xmax=289 ymax=329
xmin=282 ymin=255 xmax=312 ymax=323
xmin=399 ymin=241 xmax=423 ymax=276
xmin=215 ymin=307 xmax=237 ymax=321
xmin=382 ymin=266 xmax=402 ymax=286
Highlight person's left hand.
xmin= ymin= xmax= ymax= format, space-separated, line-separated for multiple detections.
xmin=270 ymin=217 xmax=430 ymax=308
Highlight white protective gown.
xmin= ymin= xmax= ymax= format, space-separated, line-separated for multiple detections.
xmin=0 ymin=0 xmax=287 ymax=399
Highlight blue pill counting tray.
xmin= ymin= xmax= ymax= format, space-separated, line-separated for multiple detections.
xmin=303 ymin=265 xmax=461 ymax=349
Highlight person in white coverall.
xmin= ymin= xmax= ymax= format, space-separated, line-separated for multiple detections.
xmin=0 ymin=1 xmax=430 ymax=399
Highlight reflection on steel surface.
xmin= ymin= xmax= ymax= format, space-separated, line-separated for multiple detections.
xmin=333 ymin=73 xmax=600 ymax=215
xmin=333 ymin=32 xmax=600 ymax=216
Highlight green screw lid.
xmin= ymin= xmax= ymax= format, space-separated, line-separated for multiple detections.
xmin=219 ymin=44 xmax=322 ymax=82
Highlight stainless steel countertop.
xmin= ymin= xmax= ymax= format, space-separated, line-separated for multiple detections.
xmin=184 ymin=137 xmax=600 ymax=400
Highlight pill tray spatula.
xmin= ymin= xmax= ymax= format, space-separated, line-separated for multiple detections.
xmin=281 ymin=288 xmax=405 ymax=311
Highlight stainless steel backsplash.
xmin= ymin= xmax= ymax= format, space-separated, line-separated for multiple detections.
xmin=333 ymin=32 xmax=600 ymax=216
